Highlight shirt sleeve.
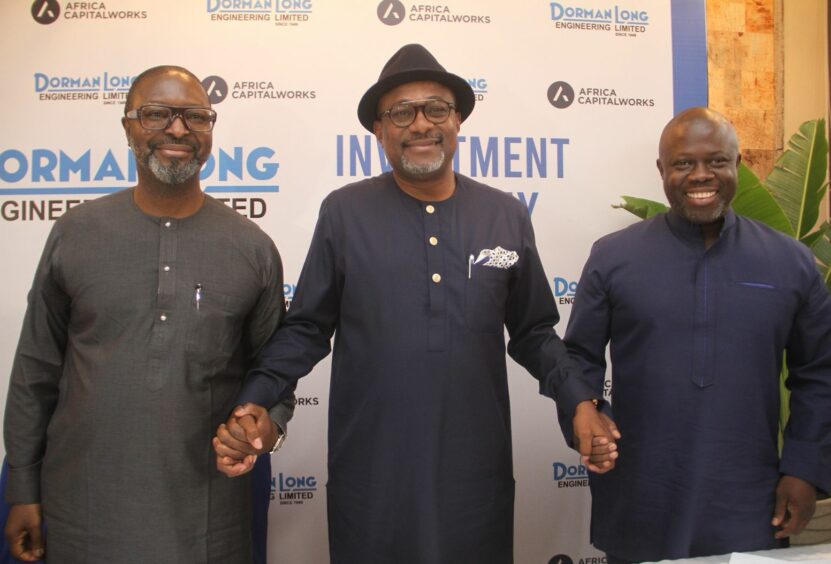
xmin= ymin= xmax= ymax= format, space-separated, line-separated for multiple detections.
xmin=558 ymin=242 xmax=612 ymax=447
xmin=236 ymin=197 xmax=341 ymax=410
xmin=504 ymin=210 xmax=596 ymax=421
xmin=779 ymin=266 xmax=831 ymax=494
xmin=4 ymin=224 xmax=70 ymax=504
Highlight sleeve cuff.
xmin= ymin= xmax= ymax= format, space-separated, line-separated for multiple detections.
xmin=5 ymin=462 xmax=42 ymax=505
xmin=780 ymin=438 xmax=831 ymax=494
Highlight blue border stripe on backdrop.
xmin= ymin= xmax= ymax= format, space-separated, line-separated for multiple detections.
xmin=670 ymin=0 xmax=709 ymax=114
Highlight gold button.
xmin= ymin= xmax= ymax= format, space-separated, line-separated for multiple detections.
xmin=432 ymin=273 xmax=441 ymax=283
xmin=429 ymin=236 xmax=438 ymax=246
xmin=425 ymin=205 xmax=435 ymax=214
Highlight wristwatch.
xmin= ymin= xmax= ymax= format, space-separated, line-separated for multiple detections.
xmin=269 ymin=429 xmax=286 ymax=454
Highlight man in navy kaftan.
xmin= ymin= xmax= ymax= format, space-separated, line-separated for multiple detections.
xmin=562 ymin=108 xmax=831 ymax=562
xmin=214 ymin=44 xmax=615 ymax=564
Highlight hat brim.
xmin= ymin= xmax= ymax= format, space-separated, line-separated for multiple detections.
xmin=357 ymin=69 xmax=475 ymax=132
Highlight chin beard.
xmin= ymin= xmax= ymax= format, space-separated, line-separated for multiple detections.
xmin=399 ymin=150 xmax=446 ymax=179
xmin=675 ymin=198 xmax=728 ymax=225
xmin=129 ymin=137 xmax=202 ymax=186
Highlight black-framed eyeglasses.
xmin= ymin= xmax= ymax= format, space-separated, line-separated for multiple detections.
xmin=378 ymin=99 xmax=456 ymax=128
xmin=124 ymin=104 xmax=217 ymax=132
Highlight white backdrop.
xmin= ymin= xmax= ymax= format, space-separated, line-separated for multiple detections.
xmin=0 ymin=1 xmax=706 ymax=562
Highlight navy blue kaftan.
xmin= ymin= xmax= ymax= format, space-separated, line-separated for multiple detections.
xmin=561 ymin=211 xmax=831 ymax=561
xmin=241 ymin=173 xmax=593 ymax=563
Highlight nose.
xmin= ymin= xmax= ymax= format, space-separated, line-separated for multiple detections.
xmin=408 ymin=106 xmax=434 ymax=131
xmin=165 ymin=115 xmax=189 ymax=137
xmin=689 ymin=161 xmax=714 ymax=182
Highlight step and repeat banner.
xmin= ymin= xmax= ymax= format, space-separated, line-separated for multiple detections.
xmin=0 ymin=1 xmax=705 ymax=562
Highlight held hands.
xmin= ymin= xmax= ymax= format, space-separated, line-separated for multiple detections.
xmin=5 ymin=503 xmax=44 ymax=562
xmin=213 ymin=402 xmax=279 ymax=478
xmin=572 ymin=400 xmax=621 ymax=474
xmin=772 ymin=475 xmax=816 ymax=539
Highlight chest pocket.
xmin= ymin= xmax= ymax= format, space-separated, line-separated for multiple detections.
xmin=465 ymin=266 xmax=511 ymax=335
xmin=185 ymin=288 xmax=246 ymax=372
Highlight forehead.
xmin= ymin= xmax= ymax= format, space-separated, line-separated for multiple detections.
xmin=131 ymin=71 xmax=210 ymax=109
xmin=664 ymin=118 xmax=736 ymax=154
xmin=378 ymin=80 xmax=455 ymax=109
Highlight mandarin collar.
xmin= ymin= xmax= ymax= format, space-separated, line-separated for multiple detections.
xmin=665 ymin=208 xmax=737 ymax=246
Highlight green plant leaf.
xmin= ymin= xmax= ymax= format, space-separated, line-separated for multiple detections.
xmin=766 ymin=118 xmax=829 ymax=239
xmin=613 ymin=196 xmax=668 ymax=219
xmin=730 ymin=163 xmax=794 ymax=236
xmin=809 ymin=222 xmax=831 ymax=291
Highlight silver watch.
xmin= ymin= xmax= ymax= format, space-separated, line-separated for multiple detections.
xmin=269 ymin=430 xmax=286 ymax=454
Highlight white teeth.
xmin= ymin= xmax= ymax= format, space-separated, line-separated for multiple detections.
xmin=686 ymin=191 xmax=716 ymax=199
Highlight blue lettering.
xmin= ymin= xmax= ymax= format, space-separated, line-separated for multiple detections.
xmin=93 ymin=150 xmax=125 ymax=181
xmin=516 ymin=192 xmax=538 ymax=217
xmin=32 ymin=149 xmax=57 ymax=182
xmin=247 ymin=147 xmax=279 ymax=180
xmin=553 ymin=462 xmax=588 ymax=481
xmin=218 ymin=147 xmax=243 ymax=181
xmin=553 ymin=277 xmax=578 ymax=297
xmin=59 ymin=150 xmax=90 ymax=182
xmin=504 ymin=137 xmax=521 ymax=178
xmin=0 ymin=150 xmax=28 ymax=182
xmin=471 ymin=136 xmax=498 ymax=177
xmin=526 ymin=138 xmax=546 ymax=178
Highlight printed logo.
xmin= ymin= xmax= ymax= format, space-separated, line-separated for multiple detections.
xmin=552 ymin=460 xmax=589 ymax=488
xmin=377 ymin=0 xmax=404 ymax=25
xmin=552 ymin=276 xmax=578 ymax=304
xmin=206 ymin=0 xmax=313 ymax=25
xmin=272 ymin=472 xmax=318 ymax=505
xmin=548 ymin=81 xmax=655 ymax=110
xmin=549 ymin=556 xmax=574 ymax=564
xmin=31 ymin=0 xmax=60 ymax=24
xmin=377 ymin=1 xmax=490 ymax=25
xmin=34 ymin=72 xmax=135 ymax=104
xmin=296 ymin=396 xmax=320 ymax=406
xmin=547 ymin=81 xmax=574 ymax=109
xmin=202 ymin=76 xmax=229 ymax=104
xmin=468 ymin=78 xmax=487 ymax=102
xmin=549 ymin=2 xmax=650 ymax=38
xmin=0 ymin=145 xmax=280 ymax=222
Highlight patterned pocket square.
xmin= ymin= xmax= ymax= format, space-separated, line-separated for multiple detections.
xmin=474 ymin=246 xmax=519 ymax=269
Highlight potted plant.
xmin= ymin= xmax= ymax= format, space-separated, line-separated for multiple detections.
xmin=615 ymin=118 xmax=830 ymax=544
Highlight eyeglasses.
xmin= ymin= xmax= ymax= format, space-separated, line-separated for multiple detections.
xmin=378 ymin=99 xmax=456 ymax=128
xmin=125 ymin=104 xmax=217 ymax=132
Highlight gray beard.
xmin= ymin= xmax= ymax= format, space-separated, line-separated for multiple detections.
xmin=675 ymin=198 xmax=728 ymax=225
xmin=129 ymin=138 xmax=201 ymax=186
xmin=400 ymin=150 xmax=445 ymax=178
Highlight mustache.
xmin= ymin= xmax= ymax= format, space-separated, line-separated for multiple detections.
xmin=149 ymin=136 xmax=199 ymax=151
xmin=402 ymin=133 xmax=442 ymax=146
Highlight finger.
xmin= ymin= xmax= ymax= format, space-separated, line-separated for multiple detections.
xmin=217 ymin=423 xmax=259 ymax=455
xmin=771 ymin=490 xmax=788 ymax=527
xmin=591 ymin=436 xmax=609 ymax=446
xmin=212 ymin=437 xmax=250 ymax=460
xmin=26 ymin=525 xmax=44 ymax=560
xmin=216 ymin=454 xmax=256 ymax=477
xmin=235 ymin=414 xmax=263 ymax=450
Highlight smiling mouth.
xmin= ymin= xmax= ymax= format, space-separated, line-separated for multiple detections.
xmin=685 ymin=190 xmax=717 ymax=200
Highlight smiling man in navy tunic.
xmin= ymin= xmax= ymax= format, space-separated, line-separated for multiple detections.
xmin=563 ymin=107 xmax=831 ymax=563
xmin=3 ymin=66 xmax=292 ymax=563
xmin=213 ymin=44 xmax=617 ymax=563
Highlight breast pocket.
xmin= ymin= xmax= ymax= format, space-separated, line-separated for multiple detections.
xmin=185 ymin=289 xmax=246 ymax=372
xmin=724 ymin=281 xmax=796 ymax=338
xmin=465 ymin=266 xmax=511 ymax=335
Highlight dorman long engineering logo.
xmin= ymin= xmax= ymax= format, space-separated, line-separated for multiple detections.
xmin=206 ymin=0 xmax=313 ymax=26
xmin=271 ymin=472 xmax=318 ymax=505
xmin=376 ymin=0 xmax=490 ymax=25
xmin=0 ymin=146 xmax=281 ymax=222
xmin=31 ymin=1 xmax=148 ymax=24
xmin=552 ymin=460 xmax=588 ymax=488
xmin=202 ymin=74 xmax=316 ymax=102
xmin=547 ymin=81 xmax=654 ymax=110
xmin=34 ymin=71 xmax=135 ymax=104
xmin=549 ymin=2 xmax=649 ymax=38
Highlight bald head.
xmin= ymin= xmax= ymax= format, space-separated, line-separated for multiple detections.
xmin=656 ymin=107 xmax=741 ymax=227
xmin=125 ymin=66 xmax=206 ymax=114
xmin=659 ymin=107 xmax=739 ymax=163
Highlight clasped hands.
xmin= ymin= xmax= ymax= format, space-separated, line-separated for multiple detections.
xmin=213 ymin=402 xmax=280 ymax=478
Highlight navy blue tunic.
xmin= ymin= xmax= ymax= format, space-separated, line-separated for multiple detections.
xmin=562 ymin=210 xmax=831 ymax=561
xmin=242 ymin=173 xmax=593 ymax=563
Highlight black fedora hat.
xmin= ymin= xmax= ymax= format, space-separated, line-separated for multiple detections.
xmin=357 ymin=44 xmax=475 ymax=132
